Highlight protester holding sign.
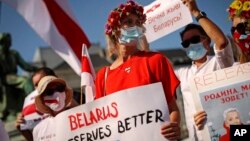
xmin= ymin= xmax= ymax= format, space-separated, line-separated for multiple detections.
xmin=15 ymin=67 xmax=57 ymax=141
xmin=227 ymin=0 xmax=250 ymax=64
xmin=174 ymin=0 xmax=235 ymax=140
xmin=95 ymin=1 xmax=181 ymax=140
xmin=32 ymin=75 xmax=78 ymax=141
xmin=16 ymin=67 xmax=82 ymax=141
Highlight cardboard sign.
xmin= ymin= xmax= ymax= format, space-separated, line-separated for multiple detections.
xmin=190 ymin=62 xmax=250 ymax=141
xmin=144 ymin=0 xmax=193 ymax=42
xmin=42 ymin=82 xmax=170 ymax=141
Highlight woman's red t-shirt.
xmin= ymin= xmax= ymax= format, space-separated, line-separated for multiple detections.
xmin=95 ymin=51 xmax=180 ymax=104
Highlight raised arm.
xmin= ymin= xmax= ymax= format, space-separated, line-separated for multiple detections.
xmin=182 ymin=0 xmax=228 ymax=50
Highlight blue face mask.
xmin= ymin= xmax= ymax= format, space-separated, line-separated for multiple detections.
xmin=185 ymin=43 xmax=207 ymax=61
xmin=119 ymin=26 xmax=143 ymax=45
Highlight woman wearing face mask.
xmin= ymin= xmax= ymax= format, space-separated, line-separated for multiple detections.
xmin=228 ymin=0 xmax=250 ymax=64
xmin=33 ymin=76 xmax=78 ymax=141
xmin=95 ymin=1 xmax=181 ymax=140
xmin=174 ymin=0 xmax=235 ymax=140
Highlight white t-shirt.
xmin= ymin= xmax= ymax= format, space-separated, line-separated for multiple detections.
xmin=33 ymin=117 xmax=56 ymax=141
xmin=0 ymin=120 xmax=9 ymax=141
xmin=175 ymin=41 xmax=234 ymax=141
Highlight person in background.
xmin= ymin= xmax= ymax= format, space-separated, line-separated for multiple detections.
xmin=31 ymin=67 xmax=81 ymax=104
xmin=33 ymin=75 xmax=78 ymax=141
xmin=227 ymin=0 xmax=250 ymax=64
xmin=219 ymin=108 xmax=243 ymax=141
xmin=15 ymin=67 xmax=57 ymax=141
xmin=95 ymin=1 xmax=181 ymax=140
xmin=175 ymin=0 xmax=235 ymax=140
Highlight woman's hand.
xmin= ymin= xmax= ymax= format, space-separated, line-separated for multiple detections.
xmin=161 ymin=122 xmax=180 ymax=140
xmin=181 ymin=0 xmax=200 ymax=17
xmin=194 ymin=111 xmax=207 ymax=130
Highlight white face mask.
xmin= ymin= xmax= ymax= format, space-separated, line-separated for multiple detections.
xmin=44 ymin=91 xmax=66 ymax=112
xmin=118 ymin=26 xmax=143 ymax=46
xmin=185 ymin=43 xmax=207 ymax=61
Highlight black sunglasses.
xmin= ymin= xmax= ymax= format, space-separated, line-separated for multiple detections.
xmin=231 ymin=22 xmax=247 ymax=35
xmin=44 ymin=84 xmax=66 ymax=96
xmin=181 ymin=35 xmax=201 ymax=48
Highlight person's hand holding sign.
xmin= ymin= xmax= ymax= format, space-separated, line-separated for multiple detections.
xmin=194 ymin=111 xmax=207 ymax=130
xmin=181 ymin=0 xmax=200 ymax=17
xmin=161 ymin=122 xmax=180 ymax=140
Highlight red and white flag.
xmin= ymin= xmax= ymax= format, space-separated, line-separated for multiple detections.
xmin=0 ymin=0 xmax=91 ymax=75
xmin=21 ymin=89 xmax=67 ymax=130
xmin=21 ymin=90 xmax=49 ymax=130
xmin=81 ymin=44 xmax=95 ymax=103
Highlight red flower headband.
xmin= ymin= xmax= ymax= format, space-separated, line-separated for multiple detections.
xmin=227 ymin=0 xmax=250 ymax=20
xmin=105 ymin=0 xmax=146 ymax=40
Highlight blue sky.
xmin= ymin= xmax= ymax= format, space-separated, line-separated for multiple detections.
xmin=0 ymin=0 xmax=232 ymax=63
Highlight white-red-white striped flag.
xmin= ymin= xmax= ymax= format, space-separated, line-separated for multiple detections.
xmin=21 ymin=90 xmax=49 ymax=130
xmin=81 ymin=44 xmax=95 ymax=103
xmin=0 ymin=0 xmax=91 ymax=75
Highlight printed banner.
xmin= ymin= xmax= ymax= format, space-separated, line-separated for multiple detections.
xmin=190 ymin=62 xmax=250 ymax=141
xmin=40 ymin=82 xmax=170 ymax=141
xmin=144 ymin=0 xmax=193 ymax=43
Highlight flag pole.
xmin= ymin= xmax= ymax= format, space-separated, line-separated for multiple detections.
xmin=80 ymin=44 xmax=85 ymax=105
xmin=80 ymin=86 xmax=83 ymax=104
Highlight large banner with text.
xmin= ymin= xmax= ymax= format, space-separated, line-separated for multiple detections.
xmin=144 ymin=0 xmax=192 ymax=42
xmin=190 ymin=62 xmax=250 ymax=141
xmin=54 ymin=82 xmax=170 ymax=141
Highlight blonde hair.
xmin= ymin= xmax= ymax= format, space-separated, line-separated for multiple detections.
xmin=106 ymin=35 xmax=119 ymax=58
xmin=239 ymin=53 xmax=250 ymax=64
xmin=228 ymin=35 xmax=250 ymax=63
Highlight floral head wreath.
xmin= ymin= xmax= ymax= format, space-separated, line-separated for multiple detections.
xmin=227 ymin=0 xmax=250 ymax=20
xmin=105 ymin=0 xmax=146 ymax=41
xmin=227 ymin=0 xmax=250 ymax=56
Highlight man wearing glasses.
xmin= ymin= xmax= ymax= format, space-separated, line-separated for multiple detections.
xmin=175 ymin=0 xmax=235 ymax=140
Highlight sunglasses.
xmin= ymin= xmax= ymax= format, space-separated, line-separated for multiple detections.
xmin=231 ymin=22 xmax=247 ymax=35
xmin=44 ymin=84 xmax=66 ymax=96
xmin=181 ymin=35 xmax=201 ymax=48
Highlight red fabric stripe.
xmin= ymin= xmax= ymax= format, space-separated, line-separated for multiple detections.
xmin=22 ymin=100 xmax=58 ymax=116
xmin=81 ymin=56 xmax=92 ymax=73
xmin=44 ymin=99 xmax=58 ymax=104
xmin=22 ymin=104 xmax=37 ymax=116
xmin=43 ymin=0 xmax=91 ymax=61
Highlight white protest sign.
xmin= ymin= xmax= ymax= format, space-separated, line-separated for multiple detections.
xmin=144 ymin=0 xmax=193 ymax=43
xmin=54 ymin=82 xmax=170 ymax=141
xmin=190 ymin=62 xmax=250 ymax=141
